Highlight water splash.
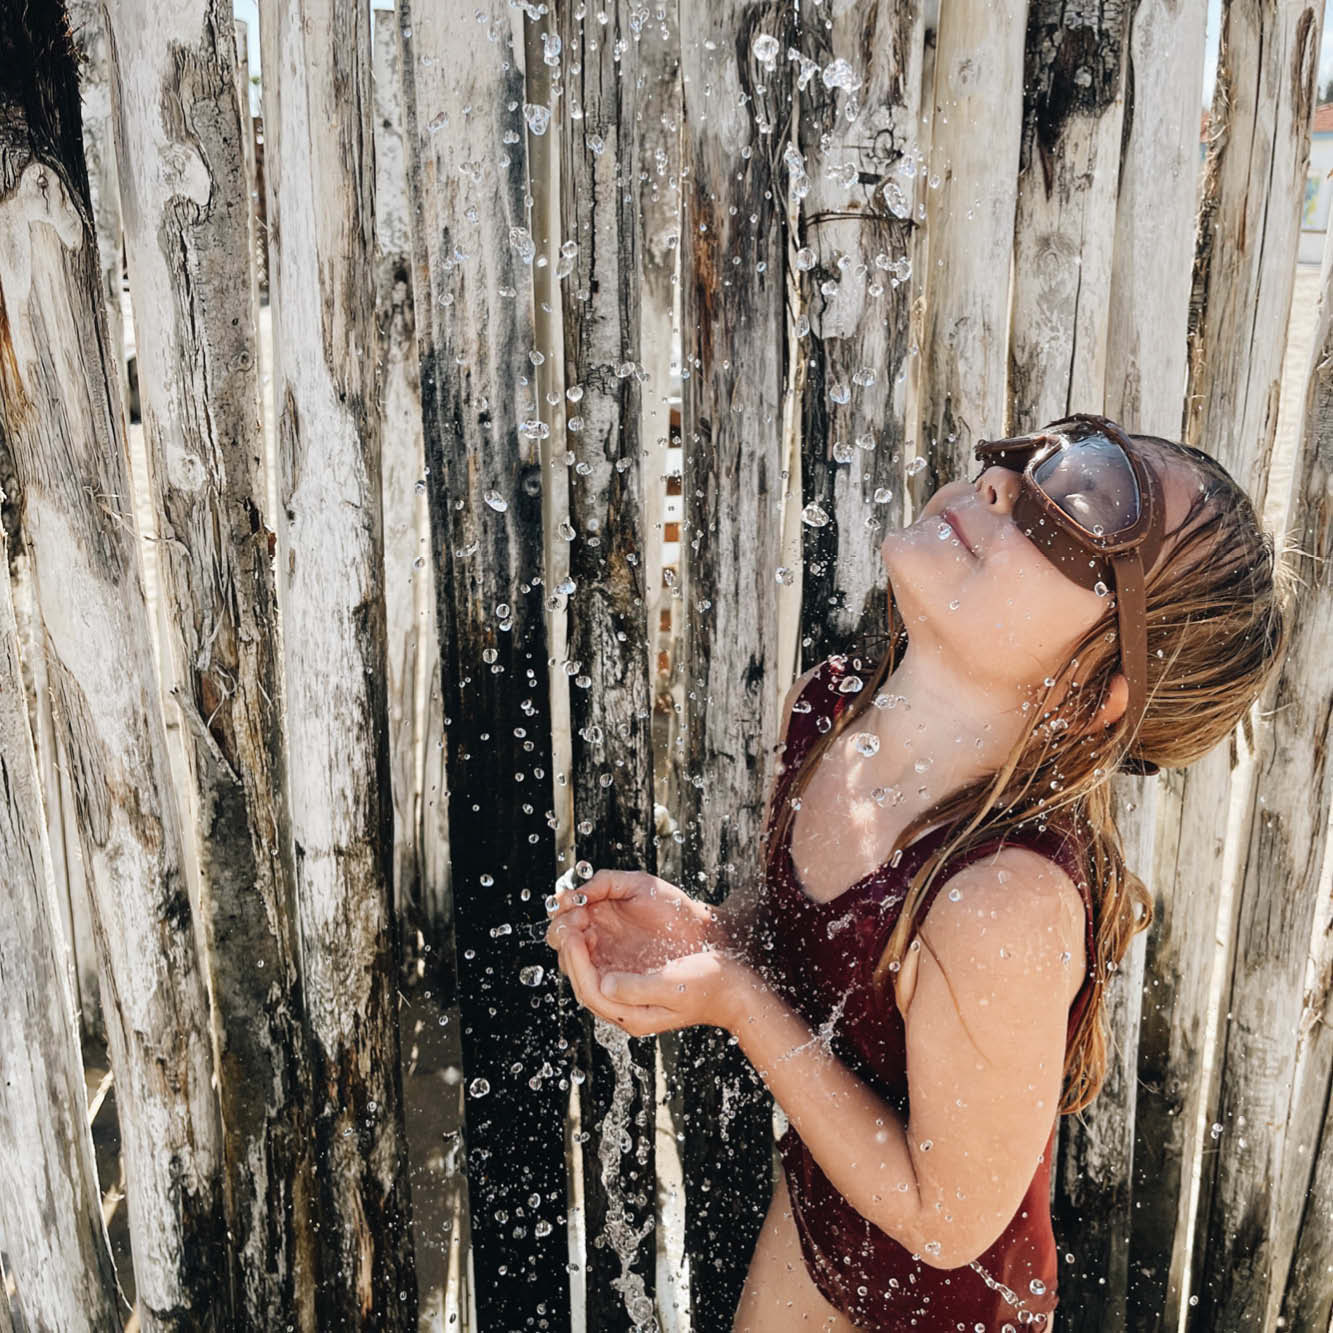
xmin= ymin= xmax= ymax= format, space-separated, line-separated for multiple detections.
xmin=591 ymin=1018 xmax=659 ymax=1329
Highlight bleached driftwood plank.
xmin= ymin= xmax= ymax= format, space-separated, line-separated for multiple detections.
xmin=1104 ymin=0 xmax=1207 ymax=436
xmin=0 ymin=6 xmax=229 ymax=1326
xmin=258 ymin=1 xmax=416 ymax=1325
xmin=0 ymin=527 xmax=120 ymax=1333
xmin=675 ymin=1 xmax=790 ymax=1322
xmin=792 ymin=0 xmax=924 ymax=661
xmin=1181 ymin=5 xmax=1323 ymax=1329
xmin=67 ymin=0 xmax=129 ymax=421
xmin=1201 ymin=192 xmax=1333 ymax=1333
xmin=398 ymin=1 xmax=568 ymax=1326
xmin=372 ymin=13 xmax=441 ymax=957
xmin=101 ymin=0 xmax=322 ymax=1323
xmin=556 ymin=5 xmax=659 ymax=1325
xmin=914 ymin=0 xmax=1026 ymax=498
xmin=1007 ymin=2 xmax=1131 ymax=431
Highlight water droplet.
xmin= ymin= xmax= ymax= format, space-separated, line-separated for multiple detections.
xmin=801 ymin=501 xmax=830 ymax=527
xmin=469 ymin=1077 xmax=491 ymax=1097
xmin=542 ymin=32 xmax=561 ymax=64
xmin=829 ymin=382 xmax=851 ymax=405
xmin=774 ymin=565 xmax=795 ymax=586
xmin=520 ymin=965 xmax=545 ymax=987
xmin=873 ymin=487 xmax=893 ymax=504
xmin=534 ymin=1219 xmax=553 ymax=1238
xmin=837 ymin=675 xmax=863 ymax=694
xmin=752 ymin=32 xmax=780 ymax=65
xmin=948 ymin=599 xmax=960 ymax=611
xmin=852 ymin=731 xmax=880 ymax=756
xmin=508 ymin=226 xmax=536 ymax=264
xmin=832 ymin=440 xmax=855 ymax=463
xmin=913 ymin=757 xmax=931 ymax=774
xmin=906 ymin=455 xmax=928 ymax=476
xmin=1029 ymin=1278 xmax=1047 ymax=1296
xmin=483 ymin=489 xmax=508 ymax=512
xmin=821 ymin=57 xmax=862 ymax=91
xmin=576 ymin=859 xmax=594 ymax=879
xmin=523 ymin=102 xmax=551 ymax=135
xmin=558 ymin=520 xmax=576 ymax=540
xmin=482 ymin=648 xmax=498 ymax=664
xmin=1094 ymin=580 xmax=1109 ymax=597
xmin=948 ymin=887 xmax=963 ymax=902
xmin=794 ymin=246 xmax=816 ymax=272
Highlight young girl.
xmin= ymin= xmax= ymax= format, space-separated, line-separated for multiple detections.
xmin=546 ymin=415 xmax=1288 ymax=1332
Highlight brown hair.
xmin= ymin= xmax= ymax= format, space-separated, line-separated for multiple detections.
xmin=762 ymin=435 xmax=1292 ymax=1114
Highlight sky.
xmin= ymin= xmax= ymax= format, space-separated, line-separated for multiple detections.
xmin=232 ymin=0 xmax=1333 ymax=117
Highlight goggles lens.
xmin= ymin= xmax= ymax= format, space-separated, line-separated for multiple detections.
xmin=1031 ymin=433 xmax=1141 ymax=538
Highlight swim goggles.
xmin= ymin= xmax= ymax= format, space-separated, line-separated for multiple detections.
xmin=973 ymin=414 xmax=1166 ymax=773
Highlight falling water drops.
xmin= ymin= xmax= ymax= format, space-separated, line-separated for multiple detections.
xmin=523 ymin=102 xmax=552 ymax=135
xmin=852 ymin=732 xmax=880 ymax=757
xmin=801 ymin=501 xmax=830 ymax=527
xmin=483 ymin=489 xmax=508 ymax=512
xmin=752 ymin=32 xmax=780 ymax=65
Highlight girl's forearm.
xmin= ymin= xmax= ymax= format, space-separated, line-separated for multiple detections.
xmin=726 ymin=970 xmax=947 ymax=1263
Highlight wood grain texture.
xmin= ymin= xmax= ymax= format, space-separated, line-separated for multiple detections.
xmin=101 ymin=0 xmax=322 ymax=1324
xmin=556 ymin=5 xmax=660 ymax=1327
xmin=371 ymin=14 xmax=444 ymax=965
xmin=258 ymin=1 xmax=416 ymax=1325
xmin=0 ymin=528 xmax=120 ymax=1333
xmin=1104 ymin=0 xmax=1207 ymax=437
xmin=1180 ymin=4 xmax=1324 ymax=1329
xmin=1196 ymin=213 xmax=1333 ymax=1333
xmin=1008 ymin=0 xmax=1131 ymax=432
xmin=676 ymin=2 xmax=791 ymax=1323
xmin=0 ymin=4 xmax=229 ymax=1325
xmin=914 ymin=0 xmax=1026 ymax=501
xmin=794 ymin=0 xmax=923 ymax=662
xmin=398 ymin=2 xmax=570 ymax=1327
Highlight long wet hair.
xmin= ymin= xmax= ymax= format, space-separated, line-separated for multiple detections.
xmin=762 ymin=435 xmax=1291 ymax=1114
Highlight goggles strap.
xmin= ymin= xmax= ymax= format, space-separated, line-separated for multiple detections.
xmin=1110 ymin=549 xmax=1149 ymax=740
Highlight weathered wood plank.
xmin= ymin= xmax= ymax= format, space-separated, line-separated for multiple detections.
xmin=0 ymin=526 xmax=120 ymax=1333
xmin=372 ymin=12 xmax=442 ymax=967
xmin=1182 ymin=4 xmax=1324 ymax=1328
xmin=1003 ymin=7 xmax=1140 ymax=1326
xmin=793 ymin=0 xmax=924 ymax=662
xmin=1104 ymin=0 xmax=1207 ymax=436
xmin=675 ymin=3 xmax=792 ymax=1323
xmin=101 ymin=0 xmax=322 ymax=1323
xmin=67 ymin=0 xmax=129 ymax=421
xmin=1007 ymin=0 xmax=1131 ymax=431
xmin=397 ymin=3 xmax=569 ymax=1327
xmin=914 ymin=0 xmax=1026 ymax=499
xmin=0 ymin=4 xmax=230 ymax=1326
xmin=257 ymin=1 xmax=416 ymax=1325
xmin=556 ymin=5 xmax=659 ymax=1325
xmin=1196 ymin=195 xmax=1333 ymax=1333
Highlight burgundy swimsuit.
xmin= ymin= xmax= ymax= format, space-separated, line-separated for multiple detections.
xmin=757 ymin=655 xmax=1097 ymax=1332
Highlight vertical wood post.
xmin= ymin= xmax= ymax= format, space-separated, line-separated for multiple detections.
xmin=257 ymin=1 xmax=417 ymax=1324
xmin=676 ymin=2 xmax=791 ymax=1323
xmin=914 ymin=0 xmax=1027 ymax=500
xmin=371 ymin=11 xmax=441 ymax=973
xmin=1007 ymin=2 xmax=1131 ymax=430
xmin=793 ymin=0 xmax=924 ymax=663
xmin=398 ymin=3 xmax=570 ymax=1327
xmin=556 ymin=4 xmax=660 ymax=1325
xmin=1106 ymin=33 xmax=1211 ymax=1333
xmin=67 ymin=0 xmax=130 ymax=421
xmin=101 ymin=0 xmax=322 ymax=1323
xmin=0 ymin=527 xmax=121 ymax=1333
xmin=1179 ymin=3 xmax=1322 ymax=1327
xmin=1264 ymin=217 xmax=1333 ymax=1332
xmin=0 ymin=4 xmax=230 ymax=1325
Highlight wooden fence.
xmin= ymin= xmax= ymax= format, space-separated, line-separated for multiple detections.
xmin=0 ymin=0 xmax=1330 ymax=1329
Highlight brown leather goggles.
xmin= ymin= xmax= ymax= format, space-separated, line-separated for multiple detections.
xmin=974 ymin=414 xmax=1166 ymax=771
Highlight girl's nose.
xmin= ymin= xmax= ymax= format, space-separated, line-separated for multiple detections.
xmin=975 ymin=464 xmax=1022 ymax=515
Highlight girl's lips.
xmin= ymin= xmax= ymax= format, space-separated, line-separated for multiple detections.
xmin=942 ymin=506 xmax=976 ymax=556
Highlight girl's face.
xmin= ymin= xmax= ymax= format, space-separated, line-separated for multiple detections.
xmin=878 ymin=455 xmax=1184 ymax=701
